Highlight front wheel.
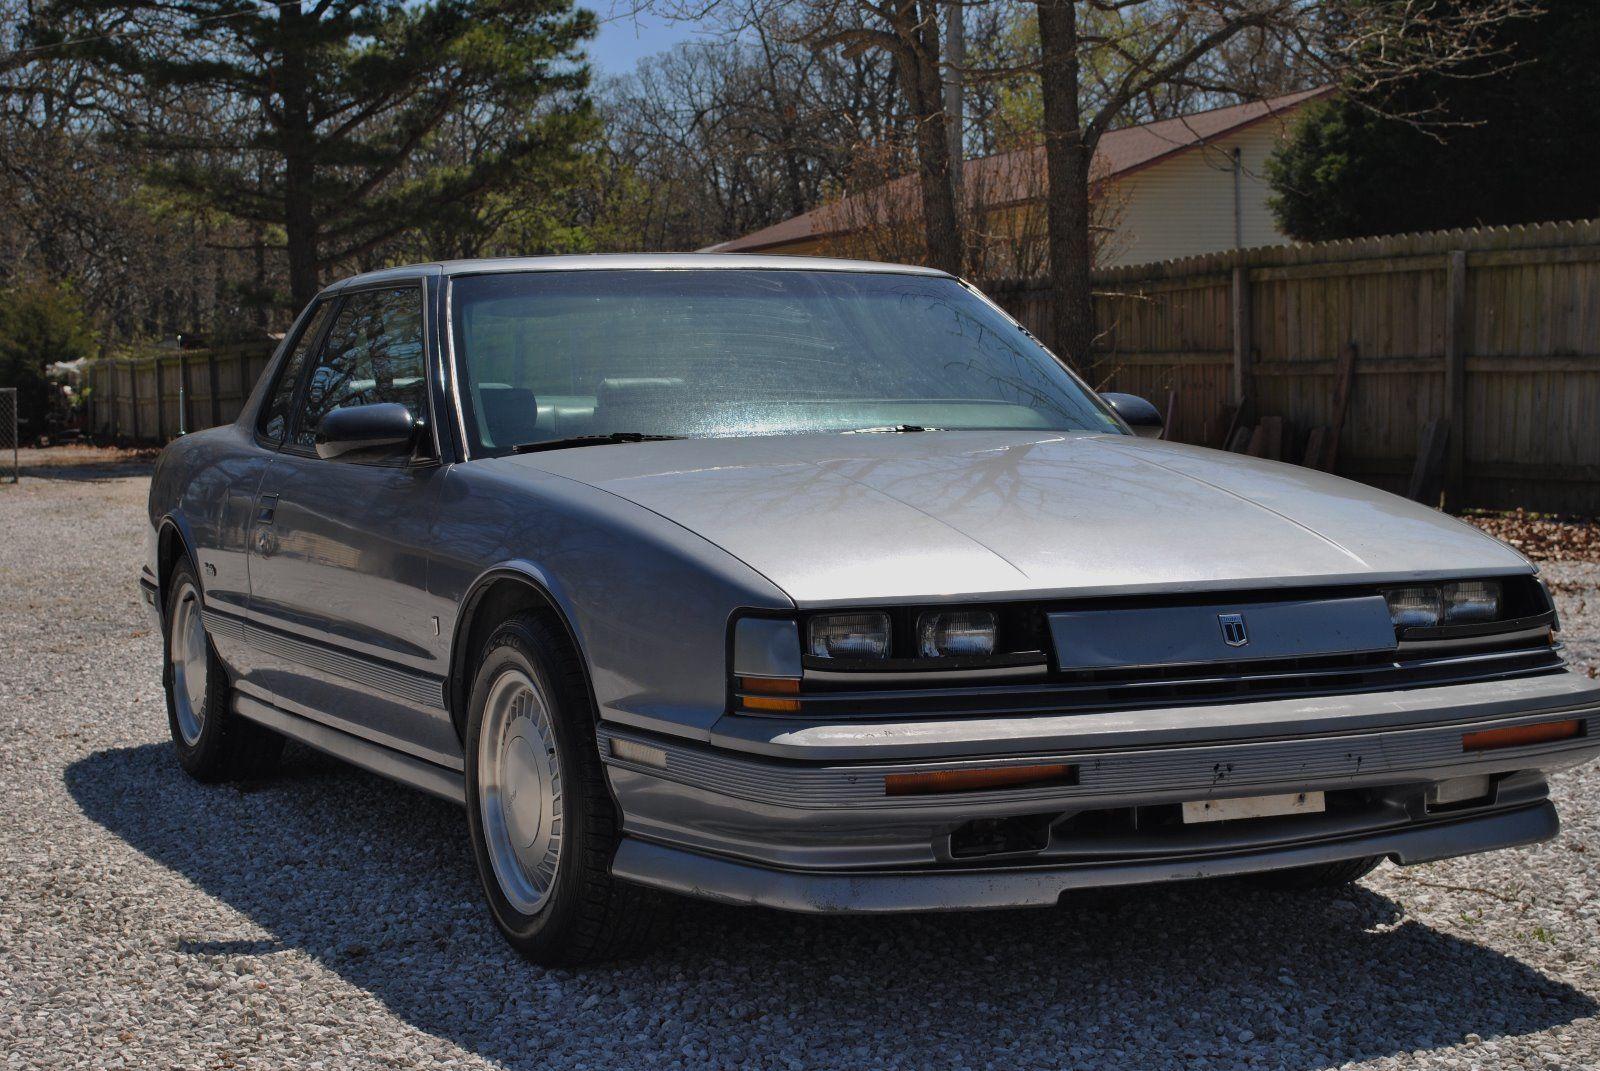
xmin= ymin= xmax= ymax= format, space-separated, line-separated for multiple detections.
xmin=163 ymin=558 xmax=283 ymax=781
xmin=464 ymin=612 xmax=668 ymax=966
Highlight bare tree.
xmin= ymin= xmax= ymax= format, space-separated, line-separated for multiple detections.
xmin=807 ymin=0 xmax=965 ymax=272
xmin=593 ymin=21 xmax=905 ymax=252
xmin=651 ymin=0 xmax=966 ymax=271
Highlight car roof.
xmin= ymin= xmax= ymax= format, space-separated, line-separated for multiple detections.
xmin=323 ymin=253 xmax=951 ymax=294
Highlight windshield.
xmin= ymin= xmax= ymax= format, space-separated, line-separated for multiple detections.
xmin=449 ymin=269 xmax=1122 ymax=454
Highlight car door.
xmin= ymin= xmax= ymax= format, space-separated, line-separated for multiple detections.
xmin=241 ymin=280 xmax=458 ymax=768
xmin=183 ymin=298 xmax=340 ymax=677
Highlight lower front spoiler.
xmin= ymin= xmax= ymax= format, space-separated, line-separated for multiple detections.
xmin=138 ymin=569 xmax=161 ymax=626
xmin=611 ymin=801 xmax=1557 ymax=913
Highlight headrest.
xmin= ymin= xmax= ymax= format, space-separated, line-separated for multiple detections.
xmin=595 ymin=377 xmax=687 ymax=422
xmin=477 ymin=385 xmax=539 ymax=447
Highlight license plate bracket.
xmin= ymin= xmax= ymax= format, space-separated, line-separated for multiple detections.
xmin=1181 ymin=790 xmax=1326 ymax=824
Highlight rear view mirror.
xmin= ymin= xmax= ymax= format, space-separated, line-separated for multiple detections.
xmin=316 ymin=402 xmax=419 ymax=461
xmin=1101 ymin=392 xmax=1164 ymax=439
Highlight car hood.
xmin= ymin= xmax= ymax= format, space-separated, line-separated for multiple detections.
xmin=502 ymin=431 xmax=1529 ymax=605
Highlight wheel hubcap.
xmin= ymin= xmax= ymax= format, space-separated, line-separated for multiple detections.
xmin=478 ymin=667 xmax=563 ymax=914
xmin=169 ymin=582 xmax=208 ymax=746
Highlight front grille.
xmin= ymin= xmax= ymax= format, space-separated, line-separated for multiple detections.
xmin=769 ymin=642 xmax=1565 ymax=720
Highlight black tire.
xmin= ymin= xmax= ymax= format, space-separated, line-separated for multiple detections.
xmin=464 ymin=612 xmax=669 ymax=966
xmin=163 ymin=558 xmax=284 ymax=781
xmin=1246 ymin=855 xmax=1384 ymax=890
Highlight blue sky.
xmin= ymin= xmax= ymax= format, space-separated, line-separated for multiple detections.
xmin=587 ymin=4 xmax=707 ymax=77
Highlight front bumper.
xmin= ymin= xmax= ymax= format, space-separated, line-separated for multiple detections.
xmin=600 ymin=671 xmax=1600 ymax=911
xmin=613 ymin=798 xmax=1557 ymax=912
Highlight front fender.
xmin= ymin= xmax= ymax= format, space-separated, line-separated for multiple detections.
xmin=146 ymin=424 xmax=273 ymax=620
xmin=445 ymin=561 xmax=593 ymax=732
xmin=430 ymin=462 xmax=793 ymax=744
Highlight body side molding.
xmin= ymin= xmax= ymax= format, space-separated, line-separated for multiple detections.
xmin=205 ymin=608 xmax=447 ymax=710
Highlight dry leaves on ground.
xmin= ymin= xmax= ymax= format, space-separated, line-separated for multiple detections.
xmin=1463 ymin=510 xmax=1600 ymax=563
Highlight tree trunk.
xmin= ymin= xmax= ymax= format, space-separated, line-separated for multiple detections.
xmin=756 ymin=26 xmax=811 ymax=220
xmin=282 ymin=157 xmax=320 ymax=311
xmin=279 ymin=4 xmax=320 ymax=311
xmin=252 ymin=223 xmax=268 ymax=330
xmin=1036 ymin=0 xmax=1096 ymax=370
xmin=891 ymin=0 xmax=962 ymax=275
xmin=944 ymin=0 xmax=964 ymax=194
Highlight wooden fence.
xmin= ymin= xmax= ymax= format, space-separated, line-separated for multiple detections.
xmin=84 ymin=342 xmax=275 ymax=444
xmin=987 ymin=218 xmax=1600 ymax=514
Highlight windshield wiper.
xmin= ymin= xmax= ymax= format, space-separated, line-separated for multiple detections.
xmin=512 ymin=432 xmax=685 ymax=454
xmin=840 ymin=424 xmax=942 ymax=434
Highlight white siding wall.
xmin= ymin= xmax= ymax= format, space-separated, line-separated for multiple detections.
xmin=1100 ymin=120 xmax=1293 ymax=268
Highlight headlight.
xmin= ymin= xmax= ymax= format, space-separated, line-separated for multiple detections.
xmin=1384 ymin=586 xmax=1442 ymax=628
xmin=1443 ymin=579 xmax=1500 ymax=623
xmin=807 ymin=612 xmax=891 ymax=659
xmin=917 ymin=610 xmax=997 ymax=658
xmin=1384 ymin=579 xmax=1504 ymax=629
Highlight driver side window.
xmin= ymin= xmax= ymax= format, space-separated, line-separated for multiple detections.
xmin=259 ymin=300 xmax=332 ymax=444
xmin=290 ymin=284 xmax=427 ymax=450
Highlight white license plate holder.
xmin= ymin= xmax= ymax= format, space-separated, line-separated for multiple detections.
xmin=1181 ymin=790 xmax=1326 ymax=824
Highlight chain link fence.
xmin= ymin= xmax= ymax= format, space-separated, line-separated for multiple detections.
xmin=1 ymin=388 xmax=17 ymax=483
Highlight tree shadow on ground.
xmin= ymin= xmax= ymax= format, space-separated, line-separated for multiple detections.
xmin=17 ymin=459 xmax=156 ymax=483
xmin=67 ymin=743 xmax=1594 ymax=1070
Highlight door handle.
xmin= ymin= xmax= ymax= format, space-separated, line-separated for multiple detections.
xmin=254 ymin=493 xmax=279 ymax=556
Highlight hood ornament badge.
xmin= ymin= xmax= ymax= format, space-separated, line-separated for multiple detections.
xmin=1219 ymin=612 xmax=1249 ymax=647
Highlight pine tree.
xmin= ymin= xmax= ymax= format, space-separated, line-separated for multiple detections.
xmin=35 ymin=0 xmax=595 ymax=307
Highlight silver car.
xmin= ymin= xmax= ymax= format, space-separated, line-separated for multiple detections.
xmin=142 ymin=255 xmax=1600 ymax=965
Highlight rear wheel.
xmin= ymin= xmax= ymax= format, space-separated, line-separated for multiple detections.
xmin=464 ymin=612 xmax=668 ymax=966
xmin=163 ymin=558 xmax=283 ymax=781
xmin=1247 ymin=855 xmax=1384 ymax=890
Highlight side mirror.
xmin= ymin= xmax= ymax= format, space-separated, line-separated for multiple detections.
xmin=316 ymin=402 xmax=419 ymax=461
xmin=1102 ymin=392 xmax=1164 ymax=440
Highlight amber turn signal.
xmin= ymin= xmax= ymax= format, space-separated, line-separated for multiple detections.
xmin=737 ymin=676 xmax=801 ymax=713
xmin=884 ymin=763 xmax=1076 ymax=797
xmin=1462 ymin=719 xmax=1581 ymax=752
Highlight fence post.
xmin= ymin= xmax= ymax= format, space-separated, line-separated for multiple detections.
xmin=154 ymin=357 xmax=166 ymax=442
xmin=208 ymin=351 xmax=222 ymax=428
xmin=128 ymin=359 xmax=140 ymax=441
xmin=1443 ymin=250 xmax=1468 ymax=508
xmin=1230 ymin=261 xmax=1252 ymax=405
xmin=178 ymin=352 xmax=188 ymax=435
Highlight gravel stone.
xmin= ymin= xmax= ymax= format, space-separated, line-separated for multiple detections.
xmin=2 ymin=463 xmax=1598 ymax=1070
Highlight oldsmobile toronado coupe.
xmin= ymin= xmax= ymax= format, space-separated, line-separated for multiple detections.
xmin=143 ymin=254 xmax=1600 ymax=965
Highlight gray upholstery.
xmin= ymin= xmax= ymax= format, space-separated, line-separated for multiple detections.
xmin=478 ymin=385 xmax=540 ymax=447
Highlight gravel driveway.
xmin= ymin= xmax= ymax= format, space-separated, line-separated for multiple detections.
xmin=3 ymin=461 xmax=1598 ymax=1071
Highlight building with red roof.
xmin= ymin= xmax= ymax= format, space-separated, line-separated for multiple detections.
xmin=704 ymin=87 xmax=1330 ymax=271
